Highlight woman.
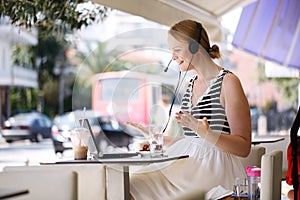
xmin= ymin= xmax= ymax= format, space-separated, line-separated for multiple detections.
xmin=129 ymin=19 xmax=251 ymax=200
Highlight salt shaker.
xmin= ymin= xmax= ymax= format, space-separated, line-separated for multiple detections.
xmin=246 ymin=166 xmax=261 ymax=200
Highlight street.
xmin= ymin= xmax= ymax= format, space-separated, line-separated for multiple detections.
xmin=0 ymin=138 xmax=73 ymax=171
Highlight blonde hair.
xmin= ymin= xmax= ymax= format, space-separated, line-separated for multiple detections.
xmin=169 ymin=19 xmax=221 ymax=59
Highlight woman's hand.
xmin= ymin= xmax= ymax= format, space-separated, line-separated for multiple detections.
xmin=126 ymin=122 xmax=185 ymax=147
xmin=175 ymin=111 xmax=209 ymax=137
xmin=126 ymin=122 xmax=149 ymax=137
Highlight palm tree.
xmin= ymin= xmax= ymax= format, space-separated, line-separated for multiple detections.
xmin=72 ymin=41 xmax=131 ymax=110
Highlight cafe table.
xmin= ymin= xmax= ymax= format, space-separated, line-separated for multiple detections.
xmin=42 ymin=154 xmax=189 ymax=200
xmin=251 ymin=135 xmax=285 ymax=145
xmin=221 ymin=196 xmax=247 ymax=200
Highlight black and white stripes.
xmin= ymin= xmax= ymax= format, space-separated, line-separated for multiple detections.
xmin=181 ymin=69 xmax=231 ymax=136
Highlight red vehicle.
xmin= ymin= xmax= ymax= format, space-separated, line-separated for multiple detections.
xmin=92 ymin=71 xmax=178 ymax=126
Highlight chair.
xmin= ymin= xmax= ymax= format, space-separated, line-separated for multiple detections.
xmin=256 ymin=134 xmax=289 ymax=179
xmin=239 ymin=146 xmax=266 ymax=168
xmin=260 ymin=150 xmax=283 ymax=200
xmin=0 ymin=169 xmax=77 ymax=200
xmin=4 ymin=164 xmax=107 ymax=200
xmin=170 ymin=147 xmax=266 ymax=200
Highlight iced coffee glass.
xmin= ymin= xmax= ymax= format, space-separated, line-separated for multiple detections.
xmin=70 ymin=127 xmax=90 ymax=160
xmin=149 ymin=125 xmax=164 ymax=158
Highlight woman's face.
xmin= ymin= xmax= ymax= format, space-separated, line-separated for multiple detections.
xmin=168 ymin=34 xmax=193 ymax=72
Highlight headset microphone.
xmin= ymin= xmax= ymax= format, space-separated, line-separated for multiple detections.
xmin=162 ymin=71 xmax=181 ymax=133
xmin=164 ymin=59 xmax=172 ymax=72
xmin=162 ymin=54 xmax=194 ymax=134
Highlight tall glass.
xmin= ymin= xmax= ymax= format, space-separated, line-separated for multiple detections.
xmin=233 ymin=177 xmax=248 ymax=197
xmin=70 ymin=127 xmax=90 ymax=160
xmin=149 ymin=125 xmax=164 ymax=158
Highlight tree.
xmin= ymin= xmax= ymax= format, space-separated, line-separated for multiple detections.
xmin=257 ymin=62 xmax=298 ymax=109
xmin=1 ymin=0 xmax=110 ymax=117
xmin=0 ymin=0 xmax=110 ymax=37
xmin=11 ymin=30 xmax=67 ymax=117
xmin=72 ymin=42 xmax=131 ymax=110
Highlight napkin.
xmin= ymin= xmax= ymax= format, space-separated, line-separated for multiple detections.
xmin=205 ymin=185 xmax=232 ymax=200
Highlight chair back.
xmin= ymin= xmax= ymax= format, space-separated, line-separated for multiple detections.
xmin=4 ymin=164 xmax=107 ymax=200
xmin=0 ymin=170 xmax=77 ymax=200
xmin=260 ymin=150 xmax=283 ymax=200
xmin=239 ymin=146 xmax=266 ymax=168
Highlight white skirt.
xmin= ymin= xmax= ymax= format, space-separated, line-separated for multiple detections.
xmin=130 ymin=136 xmax=246 ymax=200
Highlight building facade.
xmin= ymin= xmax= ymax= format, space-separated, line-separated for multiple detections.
xmin=0 ymin=17 xmax=38 ymax=123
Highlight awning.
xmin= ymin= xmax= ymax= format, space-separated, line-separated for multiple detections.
xmin=232 ymin=0 xmax=300 ymax=69
xmin=91 ymin=0 xmax=256 ymax=42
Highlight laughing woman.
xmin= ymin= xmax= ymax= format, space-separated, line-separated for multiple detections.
xmin=129 ymin=19 xmax=252 ymax=200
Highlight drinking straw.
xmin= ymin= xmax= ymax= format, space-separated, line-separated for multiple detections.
xmin=79 ymin=106 xmax=86 ymax=146
xmin=81 ymin=107 xmax=86 ymax=127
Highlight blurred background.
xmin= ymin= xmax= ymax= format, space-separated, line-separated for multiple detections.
xmin=0 ymin=0 xmax=299 ymax=169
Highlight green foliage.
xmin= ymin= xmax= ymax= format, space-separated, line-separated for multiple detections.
xmin=257 ymin=62 xmax=299 ymax=107
xmin=10 ymin=88 xmax=39 ymax=113
xmin=12 ymin=45 xmax=35 ymax=68
xmin=76 ymin=42 xmax=131 ymax=75
xmin=2 ymin=1 xmax=111 ymax=117
xmin=43 ymin=79 xmax=59 ymax=117
xmin=271 ymin=78 xmax=298 ymax=107
xmin=0 ymin=0 xmax=110 ymax=37
xmin=72 ymin=42 xmax=132 ymax=110
xmin=33 ymin=31 xmax=65 ymax=88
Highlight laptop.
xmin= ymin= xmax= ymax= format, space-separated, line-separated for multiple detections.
xmin=80 ymin=118 xmax=139 ymax=159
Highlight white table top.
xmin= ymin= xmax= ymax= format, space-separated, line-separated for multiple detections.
xmin=41 ymin=154 xmax=189 ymax=165
xmin=252 ymin=136 xmax=285 ymax=145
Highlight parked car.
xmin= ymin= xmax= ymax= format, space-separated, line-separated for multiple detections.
xmin=1 ymin=114 xmax=6 ymax=126
xmin=51 ymin=110 xmax=98 ymax=153
xmin=51 ymin=110 xmax=135 ymax=154
xmin=1 ymin=112 xmax=52 ymax=143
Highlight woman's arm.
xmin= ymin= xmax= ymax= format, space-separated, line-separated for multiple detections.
xmin=164 ymin=135 xmax=185 ymax=147
xmin=126 ymin=122 xmax=184 ymax=147
xmin=175 ymin=73 xmax=251 ymax=157
xmin=126 ymin=122 xmax=149 ymax=139
xmin=217 ymin=73 xmax=252 ymax=157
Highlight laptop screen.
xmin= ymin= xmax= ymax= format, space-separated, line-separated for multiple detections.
xmin=79 ymin=118 xmax=101 ymax=157
xmin=79 ymin=118 xmax=140 ymax=159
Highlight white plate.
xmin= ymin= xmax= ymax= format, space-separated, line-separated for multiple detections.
xmin=138 ymin=151 xmax=151 ymax=158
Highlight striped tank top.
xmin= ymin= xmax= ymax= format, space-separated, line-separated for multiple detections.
xmin=181 ymin=69 xmax=231 ymax=136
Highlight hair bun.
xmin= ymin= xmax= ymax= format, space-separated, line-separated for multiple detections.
xmin=208 ymin=44 xmax=220 ymax=59
xmin=211 ymin=45 xmax=219 ymax=52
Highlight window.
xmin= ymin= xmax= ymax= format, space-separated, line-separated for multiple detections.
xmin=100 ymin=78 xmax=140 ymax=102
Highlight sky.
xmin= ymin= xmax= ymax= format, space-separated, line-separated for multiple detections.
xmin=221 ymin=8 xmax=242 ymax=34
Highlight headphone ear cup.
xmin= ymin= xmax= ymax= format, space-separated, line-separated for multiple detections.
xmin=189 ymin=41 xmax=199 ymax=54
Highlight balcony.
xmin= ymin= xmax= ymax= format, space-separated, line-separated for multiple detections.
xmin=0 ymin=16 xmax=37 ymax=45
xmin=0 ymin=65 xmax=38 ymax=88
xmin=0 ymin=17 xmax=38 ymax=88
